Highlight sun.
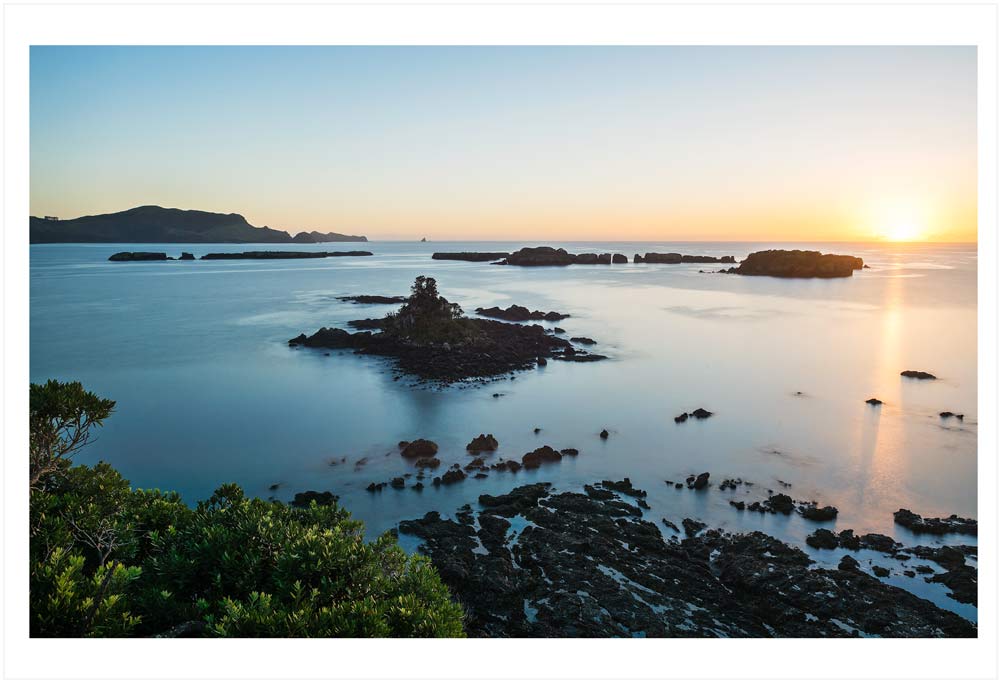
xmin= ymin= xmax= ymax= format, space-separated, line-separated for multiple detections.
xmin=884 ymin=221 xmax=923 ymax=242
xmin=866 ymin=201 xmax=929 ymax=242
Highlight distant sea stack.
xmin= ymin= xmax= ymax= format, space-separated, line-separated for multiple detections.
xmin=30 ymin=206 xmax=367 ymax=244
xmin=726 ymin=249 xmax=864 ymax=278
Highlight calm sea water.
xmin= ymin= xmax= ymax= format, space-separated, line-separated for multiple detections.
xmin=30 ymin=240 xmax=978 ymax=617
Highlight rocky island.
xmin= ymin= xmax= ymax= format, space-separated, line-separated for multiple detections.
xmin=725 ymin=249 xmax=864 ymax=278
xmin=289 ymin=276 xmax=605 ymax=381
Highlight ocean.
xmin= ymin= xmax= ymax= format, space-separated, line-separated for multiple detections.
xmin=29 ymin=240 xmax=978 ymax=619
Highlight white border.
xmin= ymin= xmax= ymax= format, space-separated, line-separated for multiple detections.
xmin=3 ymin=2 xmax=998 ymax=681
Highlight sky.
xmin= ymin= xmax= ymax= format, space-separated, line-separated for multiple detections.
xmin=30 ymin=46 xmax=977 ymax=242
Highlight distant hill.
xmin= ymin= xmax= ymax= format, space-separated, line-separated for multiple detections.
xmin=29 ymin=206 xmax=367 ymax=244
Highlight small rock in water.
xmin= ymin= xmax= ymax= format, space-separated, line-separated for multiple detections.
xmin=390 ymin=477 xmax=405 ymax=490
xmin=866 ymin=398 xmax=883 ymax=405
xmin=901 ymin=370 xmax=937 ymax=380
xmin=800 ymin=504 xmax=839 ymax=522
xmin=599 ymin=428 xmax=609 ymax=439
xmin=466 ymin=433 xmax=499 ymax=453
xmin=560 ymin=448 xmax=579 ymax=456
xmin=939 ymin=411 xmax=964 ymax=420
xmin=268 ymin=483 xmax=280 ymax=491
xmin=690 ymin=408 xmax=713 ymax=419
xmin=533 ymin=427 xmax=542 ymax=434
xmin=872 ymin=565 xmax=891 ymax=578
xmin=688 ymin=472 xmax=711 ymax=490
xmin=400 ymin=439 xmax=438 ymax=459
xmin=674 ymin=412 xmax=688 ymax=423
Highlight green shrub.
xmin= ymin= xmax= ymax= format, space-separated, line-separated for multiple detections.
xmin=29 ymin=380 xmax=465 ymax=637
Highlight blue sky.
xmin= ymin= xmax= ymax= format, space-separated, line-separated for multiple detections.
xmin=30 ymin=46 xmax=976 ymax=241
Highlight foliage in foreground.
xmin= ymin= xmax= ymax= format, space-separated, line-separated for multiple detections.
xmin=29 ymin=380 xmax=465 ymax=638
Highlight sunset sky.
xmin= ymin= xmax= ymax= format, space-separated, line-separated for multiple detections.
xmin=30 ymin=46 xmax=976 ymax=242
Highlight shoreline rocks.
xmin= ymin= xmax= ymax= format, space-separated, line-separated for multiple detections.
xmin=724 ymin=249 xmax=864 ymax=278
xmin=397 ymin=482 xmax=975 ymax=637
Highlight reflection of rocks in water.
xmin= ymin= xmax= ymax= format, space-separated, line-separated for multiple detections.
xmin=398 ymin=482 xmax=975 ymax=637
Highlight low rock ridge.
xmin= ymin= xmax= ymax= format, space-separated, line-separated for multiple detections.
xmin=431 ymin=252 xmax=510 ymax=262
xmin=634 ymin=252 xmax=736 ymax=264
xmin=201 ymin=250 xmax=372 ymax=260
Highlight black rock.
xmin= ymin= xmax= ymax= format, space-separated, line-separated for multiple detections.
xmin=866 ymin=398 xmax=883 ymax=405
xmin=901 ymin=370 xmax=937 ymax=380
xmin=894 ymin=509 xmax=977 ymax=536
xmin=806 ymin=529 xmax=839 ymax=549
xmin=800 ymin=505 xmax=839 ymax=522
xmin=466 ymin=434 xmax=499 ymax=453
xmin=599 ymin=429 xmax=609 ymax=439
xmin=727 ymin=249 xmax=864 ymax=278
xmin=400 ymin=439 xmax=439 ymax=459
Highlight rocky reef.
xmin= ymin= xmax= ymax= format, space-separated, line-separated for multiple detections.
xmin=289 ymin=276 xmax=605 ymax=381
xmin=634 ymin=253 xmax=736 ymax=264
xmin=725 ymin=250 xmax=864 ymax=278
xmin=397 ymin=482 xmax=975 ymax=637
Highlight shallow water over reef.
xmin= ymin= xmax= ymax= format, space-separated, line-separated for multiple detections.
xmin=31 ymin=240 xmax=977 ymax=616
